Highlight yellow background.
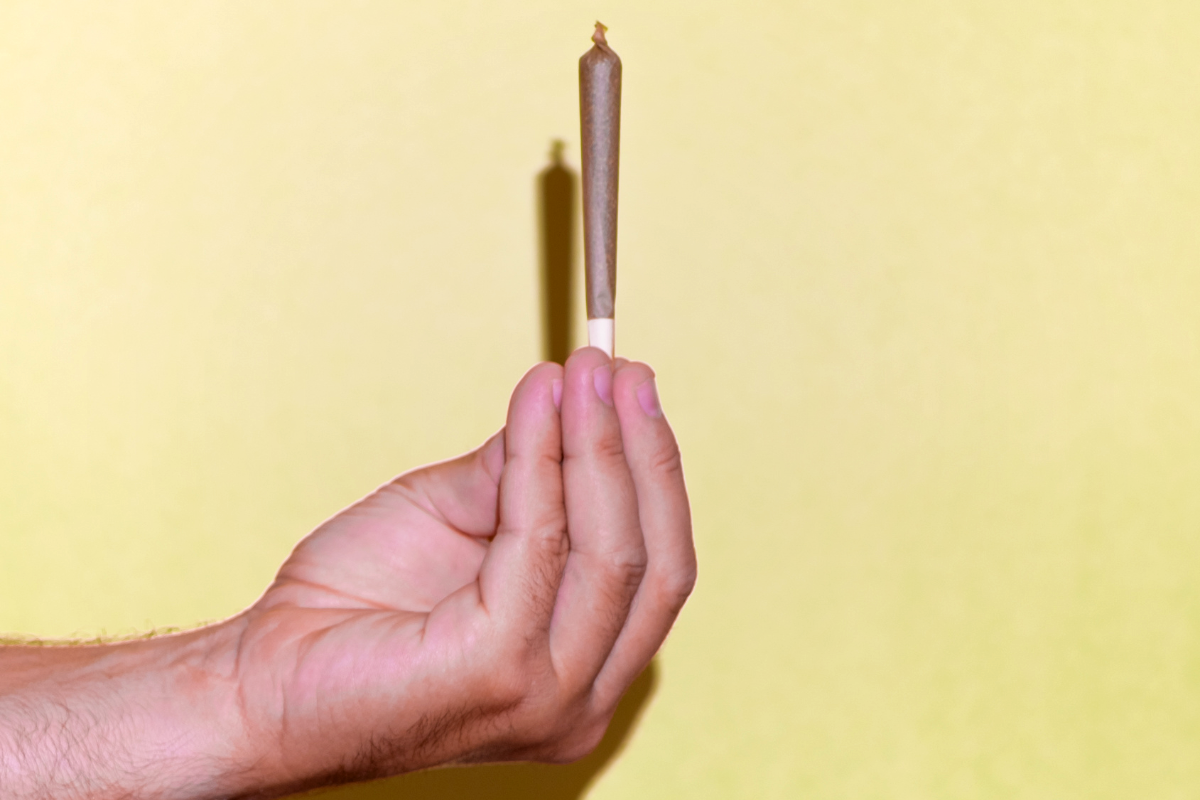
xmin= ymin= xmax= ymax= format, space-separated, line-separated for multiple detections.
xmin=3 ymin=2 xmax=1200 ymax=798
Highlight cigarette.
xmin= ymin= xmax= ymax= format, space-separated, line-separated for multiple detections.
xmin=579 ymin=21 xmax=621 ymax=358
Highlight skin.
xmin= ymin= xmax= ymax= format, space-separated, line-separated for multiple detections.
xmin=0 ymin=349 xmax=697 ymax=799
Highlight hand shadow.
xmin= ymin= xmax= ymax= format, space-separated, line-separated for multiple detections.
xmin=539 ymin=139 xmax=576 ymax=365
xmin=304 ymin=661 xmax=659 ymax=799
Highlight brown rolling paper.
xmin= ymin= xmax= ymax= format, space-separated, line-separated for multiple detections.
xmin=580 ymin=21 xmax=621 ymax=355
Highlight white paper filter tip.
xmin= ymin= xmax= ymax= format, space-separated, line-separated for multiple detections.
xmin=588 ymin=318 xmax=614 ymax=358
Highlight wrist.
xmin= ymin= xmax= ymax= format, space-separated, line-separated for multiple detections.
xmin=0 ymin=617 xmax=265 ymax=800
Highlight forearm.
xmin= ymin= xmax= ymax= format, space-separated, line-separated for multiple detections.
xmin=0 ymin=621 xmax=260 ymax=800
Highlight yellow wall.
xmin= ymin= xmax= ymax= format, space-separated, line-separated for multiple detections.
xmin=3 ymin=2 xmax=1200 ymax=798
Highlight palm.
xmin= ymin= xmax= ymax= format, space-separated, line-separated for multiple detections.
xmin=233 ymin=440 xmax=505 ymax=773
xmin=263 ymin=466 xmax=492 ymax=615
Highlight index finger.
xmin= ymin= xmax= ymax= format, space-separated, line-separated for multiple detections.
xmin=476 ymin=362 xmax=570 ymax=638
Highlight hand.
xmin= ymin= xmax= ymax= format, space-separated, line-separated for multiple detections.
xmin=231 ymin=348 xmax=696 ymax=794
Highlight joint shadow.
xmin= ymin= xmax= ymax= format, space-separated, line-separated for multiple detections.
xmin=539 ymin=140 xmax=577 ymax=365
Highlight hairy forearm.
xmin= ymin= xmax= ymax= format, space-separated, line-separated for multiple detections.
xmin=0 ymin=621 xmax=258 ymax=800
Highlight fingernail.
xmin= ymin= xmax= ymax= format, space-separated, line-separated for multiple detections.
xmin=593 ymin=365 xmax=614 ymax=406
xmin=637 ymin=378 xmax=662 ymax=418
xmin=552 ymin=379 xmax=563 ymax=410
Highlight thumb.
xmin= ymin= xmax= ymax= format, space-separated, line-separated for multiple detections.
xmin=398 ymin=429 xmax=506 ymax=537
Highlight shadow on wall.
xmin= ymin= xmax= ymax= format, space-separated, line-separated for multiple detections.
xmin=311 ymin=662 xmax=659 ymax=799
xmin=539 ymin=140 xmax=576 ymax=365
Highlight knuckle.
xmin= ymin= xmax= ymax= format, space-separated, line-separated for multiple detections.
xmin=657 ymin=558 xmax=698 ymax=611
xmin=496 ymin=502 xmax=568 ymax=557
xmin=591 ymin=428 xmax=627 ymax=463
xmin=513 ymin=518 xmax=569 ymax=565
xmin=606 ymin=544 xmax=649 ymax=591
xmin=647 ymin=439 xmax=683 ymax=477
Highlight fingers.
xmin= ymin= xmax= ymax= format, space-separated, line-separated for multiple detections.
xmin=591 ymin=361 xmax=696 ymax=708
xmin=421 ymin=354 xmax=693 ymax=767
xmin=549 ymin=348 xmax=647 ymax=686
xmin=443 ymin=353 xmax=691 ymax=725
xmin=476 ymin=361 xmax=569 ymax=638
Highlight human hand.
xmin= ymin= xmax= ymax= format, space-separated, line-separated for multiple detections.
xmin=230 ymin=348 xmax=696 ymax=795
